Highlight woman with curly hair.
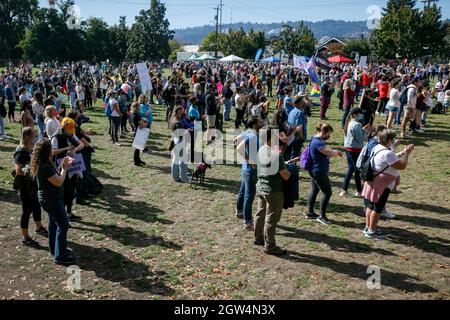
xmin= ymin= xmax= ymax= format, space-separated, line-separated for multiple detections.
xmin=30 ymin=139 xmax=76 ymax=265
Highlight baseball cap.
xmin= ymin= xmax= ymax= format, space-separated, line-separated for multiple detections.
xmin=61 ymin=117 xmax=76 ymax=136
xmin=350 ymin=107 xmax=363 ymax=116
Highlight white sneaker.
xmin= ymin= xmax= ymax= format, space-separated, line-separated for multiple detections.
xmin=375 ymin=112 xmax=380 ymax=116
xmin=354 ymin=192 xmax=363 ymax=198
xmin=0 ymin=135 xmax=4 ymax=140
xmin=339 ymin=191 xmax=351 ymax=197
xmin=381 ymin=210 xmax=396 ymax=219
xmin=415 ymin=129 xmax=424 ymax=133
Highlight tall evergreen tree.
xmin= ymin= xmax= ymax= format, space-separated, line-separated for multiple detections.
xmin=417 ymin=4 xmax=446 ymax=57
xmin=127 ymin=0 xmax=174 ymax=61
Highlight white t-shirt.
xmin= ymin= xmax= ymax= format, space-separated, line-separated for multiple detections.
xmin=45 ymin=118 xmax=61 ymax=138
xmin=32 ymin=101 xmax=44 ymax=117
xmin=109 ymin=98 xmax=120 ymax=117
xmin=76 ymin=85 xmax=85 ymax=101
xmin=387 ymin=88 xmax=400 ymax=107
xmin=235 ymin=94 xmax=245 ymax=110
xmin=371 ymin=144 xmax=400 ymax=190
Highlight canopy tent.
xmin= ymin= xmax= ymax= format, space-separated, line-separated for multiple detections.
xmin=327 ymin=55 xmax=353 ymax=63
xmin=220 ymin=55 xmax=245 ymax=62
xmin=186 ymin=53 xmax=200 ymax=61
xmin=261 ymin=56 xmax=281 ymax=63
xmin=195 ymin=54 xmax=217 ymax=61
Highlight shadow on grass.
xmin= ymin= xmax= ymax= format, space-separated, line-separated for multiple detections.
xmin=396 ymin=214 xmax=450 ymax=230
xmin=0 ymin=145 xmax=17 ymax=153
xmin=92 ymin=168 xmax=122 ymax=181
xmin=389 ymin=200 xmax=450 ymax=215
xmin=331 ymin=219 xmax=450 ymax=258
xmin=277 ymin=225 xmax=396 ymax=256
xmin=0 ymin=187 xmax=19 ymax=205
xmin=192 ymin=176 xmax=241 ymax=194
xmin=68 ymin=242 xmax=175 ymax=295
xmin=88 ymin=184 xmax=173 ymax=225
xmin=281 ymin=251 xmax=438 ymax=293
xmin=72 ymin=220 xmax=182 ymax=250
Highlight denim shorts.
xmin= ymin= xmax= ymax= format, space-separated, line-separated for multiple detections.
xmin=386 ymin=105 xmax=399 ymax=113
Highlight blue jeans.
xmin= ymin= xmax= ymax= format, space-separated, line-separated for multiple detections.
xmin=236 ymin=169 xmax=257 ymax=224
xmin=343 ymin=150 xmax=362 ymax=193
xmin=70 ymin=92 xmax=76 ymax=108
xmin=395 ymin=103 xmax=406 ymax=124
xmin=224 ymin=98 xmax=232 ymax=120
xmin=171 ymin=146 xmax=189 ymax=183
xmin=341 ymin=107 xmax=351 ymax=129
xmin=39 ymin=198 xmax=69 ymax=262
xmin=36 ymin=116 xmax=45 ymax=139
xmin=0 ymin=116 xmax=5 ymax=135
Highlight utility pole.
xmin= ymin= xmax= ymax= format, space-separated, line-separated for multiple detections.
xmin=214 ymin=6 xmax=220 ymax=58
xmin=219 ymin=0 xmax=224 ymax=34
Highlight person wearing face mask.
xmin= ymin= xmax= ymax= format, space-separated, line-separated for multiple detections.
xmin=51 ymin=118 xmax=85 ymax=221
xmin=340 ymin=108 xmax=372 ymax=198
xmin=362 ymin=130 xmax=415 ymax=239
xmin=305 ymin=123 xmax=343 ymax=225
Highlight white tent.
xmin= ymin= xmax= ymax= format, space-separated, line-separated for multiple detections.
xmin=220 ymin=55 xmax=245 ymax=62
xmin=195 ymin=54 xmax=217 ymax=61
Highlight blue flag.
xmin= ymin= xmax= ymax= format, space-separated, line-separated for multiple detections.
xmin=255 ymin=48 xmax=263 ymax=63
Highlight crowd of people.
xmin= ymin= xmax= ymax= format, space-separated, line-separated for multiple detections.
xmin=1 ymin=58 xmax=449 ymax=262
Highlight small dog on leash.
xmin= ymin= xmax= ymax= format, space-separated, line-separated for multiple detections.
xmin=190 ymin=162 xmax=212 ymax=188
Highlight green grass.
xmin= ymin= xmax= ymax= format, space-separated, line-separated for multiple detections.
xmin=0 ymin=74 xmax=449 ymax=300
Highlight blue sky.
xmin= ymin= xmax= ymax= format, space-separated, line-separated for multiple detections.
xmin=39 ymin=0 xmax=450 ymax=29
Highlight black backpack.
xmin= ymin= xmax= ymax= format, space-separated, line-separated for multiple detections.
xmin=360 ymin=148 xmax=390 ymax=182
xmin=431 ymin=102 xmax=443 ymax=114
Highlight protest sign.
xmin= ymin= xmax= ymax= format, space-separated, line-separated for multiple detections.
xmin=136 ymin=62 xmax=153 ymax=93
xmin=132 ymin=128 xmax=151 ymax=151
xmin=57 ymin=153 xmax=86 ymax=179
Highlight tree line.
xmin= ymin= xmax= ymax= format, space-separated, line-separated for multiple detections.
xmin=1 ymin=0 xmax=173 ymax=63
xmin=0 ymin=0 xmax=448 ymax=64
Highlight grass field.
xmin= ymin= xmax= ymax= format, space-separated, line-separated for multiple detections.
xmin=0 ymin=84 xmax=449 ymax=300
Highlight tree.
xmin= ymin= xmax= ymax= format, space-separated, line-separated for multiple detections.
xmin=19 ymin=1 xmax=86 ymax=63
xmin=417 ymin=4 xmax=446 ymax=58
xmin=109 ymin=16 xmax=129 ymax=63
xmin=343 ymin=39 xmax=370 ymax=58
xmin=199 ymin=31 xmax=227 ymax=53
xmin=127 ymin=0 xmax=174 ymax=61
xmin=369 ymin=4 xmax=420 ymax=60
xmin=383 ymin=0 xmax=416 ymax=14
xmin=272 ymin=21 xmax=316 ymax=57
xmin=85 ymin=17 xmax=111 ymax=62
xmin=370 ymin=1 xmax=446 ymax=60
xmin=0 ymin=0 xmax=38 ymax=59
xmin=168 ymin=39 xmax=183 ymax=62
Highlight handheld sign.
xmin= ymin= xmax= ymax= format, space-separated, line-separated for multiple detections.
xmin=57 ymin=153 xmax=86 ymax=179
xmin=132 ymin=127 xmax=151 ymax=151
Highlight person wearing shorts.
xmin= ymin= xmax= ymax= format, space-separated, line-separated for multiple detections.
xmin=401 ymin=78 xmax=420 ymax=138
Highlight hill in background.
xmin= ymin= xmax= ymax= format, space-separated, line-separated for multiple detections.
xmin=174 ymin=19 xmax=370 ymax=44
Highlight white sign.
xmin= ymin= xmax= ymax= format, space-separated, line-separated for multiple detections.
xmin=57 ymin=153 xmax=86 ymax=179
xmin=89 ymin=66 xmax=96 ymax=75
xmin=293 ymin=54 xmax=308 ymax=71
xmin=136 ymin=62 xmax=153 ymax=93
xmin=132 ymin=127 xmax=151 ymax=151
xmin=358 ymin=56 xmax=368 ymax=68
